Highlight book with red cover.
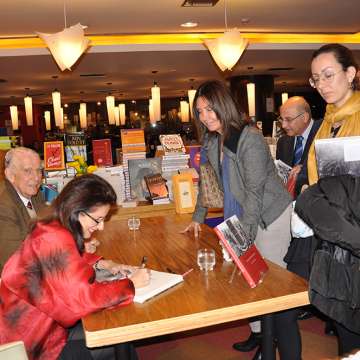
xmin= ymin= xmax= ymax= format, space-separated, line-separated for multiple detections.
xmin=92 ymin=139 xmax=113 ymax=167
xmin=214 ymin=215 xmax=269 ymax=288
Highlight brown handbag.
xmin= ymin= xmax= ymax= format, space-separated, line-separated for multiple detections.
xmin=199 ymin=162 xmax=224 ymax=208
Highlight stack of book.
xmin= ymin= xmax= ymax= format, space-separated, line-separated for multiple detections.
xmin=159 ymin=134 xmax=190 ymax=199
xmin=93 ymin=166 xmax=126 ymax=205
xmin=121 ymin=129 xmax=146 ymax=201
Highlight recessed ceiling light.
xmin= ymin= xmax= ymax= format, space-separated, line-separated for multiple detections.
xmin=241 ymin=18 xmax=250 ymax=24
xmin=181 ymin=21 xmax=198 ymax=28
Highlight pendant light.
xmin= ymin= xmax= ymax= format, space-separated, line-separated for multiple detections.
xmin=24 ymin=93 xmax=33 ymax=126
xmin=119 ymin=103 xmax=126 ymax=126
xmin=247 ymin=83 xmax=256 ymax=118
xmin=204 ymin=0 xmax=248 ymax=71
xmin=44 ymin=111 xmax=51 ymax=131
xmin=151 ymin=81 xmax=161 ymax=121
xmin=10 ymin=105 xmax=19 ymax=130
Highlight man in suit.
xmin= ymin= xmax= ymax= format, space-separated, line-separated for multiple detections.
xmin=276 ymin=96 xmax=321 ymax=198
xmin=0 ymin=147 xmax=45 ymax=273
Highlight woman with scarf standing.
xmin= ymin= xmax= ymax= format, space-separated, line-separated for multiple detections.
xmin=305 ymin=43 xmax=360 ymax=355
xmin=307 ymin=43 xmax=360 ymax=185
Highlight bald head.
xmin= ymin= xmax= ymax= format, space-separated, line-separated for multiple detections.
xmin=279 ymin=96 xmax=312 ymax=137
xmin=5 ymin=147 xmax=42 ymax=199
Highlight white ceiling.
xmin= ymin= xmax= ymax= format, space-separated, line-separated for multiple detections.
xmin=0 ymin=0 xmax=360 ymax=105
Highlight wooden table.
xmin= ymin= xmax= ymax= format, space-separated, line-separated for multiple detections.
xmin=83 ymin=214 xmax=309 ymax=358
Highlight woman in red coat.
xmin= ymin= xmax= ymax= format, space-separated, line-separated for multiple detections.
xmin=0 ymin=174 xmax=150 ymax=360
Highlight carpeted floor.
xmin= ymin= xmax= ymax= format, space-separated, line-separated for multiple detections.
xmin=136 ymin=315 xmax=338 ymax=359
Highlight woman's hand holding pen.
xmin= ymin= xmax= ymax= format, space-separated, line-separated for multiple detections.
xmin=129 ymin=255 xmax=150 ymax=289
xmin=180 ymin=221 xmax=202 ymax=238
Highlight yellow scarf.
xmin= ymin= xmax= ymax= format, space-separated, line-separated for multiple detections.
xmin=308 ymin=91 xmax=360 ymax=185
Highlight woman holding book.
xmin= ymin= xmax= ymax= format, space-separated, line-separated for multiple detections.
xmin=0 ymin=174 xmax=150 ymax=360
xmin=299 ymin=43 xmax=360 ymax=355
xmin=182 ymin=80 xmax=300 ymax=360
xmin=307 ymin=43 xmax=360 ymax=185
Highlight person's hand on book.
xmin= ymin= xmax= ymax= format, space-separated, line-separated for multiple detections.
xmin=289 ymin=164 xmax=302 ymax=179
xmin=181 ymin=221 xmax=202 ymax=238
xmin=129 ymin=268 xmax=151 ymax=289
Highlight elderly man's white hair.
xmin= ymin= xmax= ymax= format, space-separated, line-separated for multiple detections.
xmin=4 ymin=147 xmax=40 ymax=170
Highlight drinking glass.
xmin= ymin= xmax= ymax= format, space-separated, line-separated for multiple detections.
xmin=128 ymin=216 xmax=140 ymax=231
xmin=197 ymin=248 xmax=216 ymax=271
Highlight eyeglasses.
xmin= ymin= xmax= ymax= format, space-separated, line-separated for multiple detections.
xmin=309 ymin=69 xmax=343 ymax=88
xmin=278 ymin=112 xmax=305 ymax=124
xmin=82 ymin=211 xmax=105 ymax=226
xmin=22 ymin=167 xmax=43 ymax=177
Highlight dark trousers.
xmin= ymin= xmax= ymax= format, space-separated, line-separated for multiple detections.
xmin=335 ymin=322 xmax=360 ymax=356
xmin=58 ymin=322 xmax=138 ymax=360
xmin=274 ymin=308 xmax=302 ymax=360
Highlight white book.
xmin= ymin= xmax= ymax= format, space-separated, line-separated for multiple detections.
xmin=134 ymin=269 xmax=184 ymax=303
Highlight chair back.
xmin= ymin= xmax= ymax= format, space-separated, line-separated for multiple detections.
xmin=0 ymin=341 xmax=28 ymax=360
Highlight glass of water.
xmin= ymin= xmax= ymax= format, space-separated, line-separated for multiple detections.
xmin=197 ymin=248 xmax=216 ymax=272
xmin=128 ymin=216 xmax=140 ymax=231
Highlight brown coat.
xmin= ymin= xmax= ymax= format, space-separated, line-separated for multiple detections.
xmin=0 ymin=179 xmax=45 ymax=273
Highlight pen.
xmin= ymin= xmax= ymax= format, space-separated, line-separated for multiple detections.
xmin=182 ymin=268 xmax=193 ymax=277
xmin=140 ymin=256 xmax=148 ymax=268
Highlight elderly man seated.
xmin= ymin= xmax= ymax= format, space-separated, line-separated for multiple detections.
xmin=0 ymin=147 xmax=45 ymax=272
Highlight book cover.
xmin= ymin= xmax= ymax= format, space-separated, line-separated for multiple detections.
xmin=92 ymin=139 xmax=113 ymax=167
xmin=134 ymin=270 xmax=184 ymax=303
xmin=159 ymin=134 xmax=186 ymax=154
xmin=43 ymin=141 xmax=65 ymax=171
xmin=64 ymin=132 xmax=87 ymax=162
xmin=214 ymin=215 xmax=268 ymax=288
xmin=121 ymin=129 xmax=146 ymax=153
xmin=274 ymin=159 xmax=292 ymax=183
xmin=185 ymin=145 xmax=201 ymax=172
xmin=128 ymin=158 xmax=162 ymax=201
xmin=144 ymin=173 xmax=169 ymax=201
xmin=315 ymin=136 xmax=360 ymax=178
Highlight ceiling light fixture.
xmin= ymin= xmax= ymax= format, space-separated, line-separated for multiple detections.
xmin=247 ymin=83 xmax=256 ymax=119
xmin=106 ymin=94 xmax=115 ymax=125
xmin=44 ymin=111 xmax=51 ymax=131
xmin=37 ymin=2 xmax=89 ymax=71
xmin=203 ymin=0 xmax=248 ymax=71
xmin=180 ymin=21 xmax=198 ymax=28
xmin=79 ymin=102 xmax=87 ymax=129
xmin=149 ymin=99 xmax=155 ymax=124
xmin=52 ymin=89 xmax=62 ymax=127
xmin=119 ymin=103 xmax=126 ymax=126
xmin=151 ymin=81 xmax=161 ymax=121
xmin=180 ymin=100 xmax=190 ymax=123
xmin=10 ymin=105 xmax=19 ymax=130
xmin=188 ymin=81 xmax=197 ymax=119
xmin=281 ymin=92 xmax=289 ymax=104
xmin=24 ymin=94 xmax=33 ymax=126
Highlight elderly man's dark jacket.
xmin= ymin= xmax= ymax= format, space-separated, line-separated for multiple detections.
xmin=0 ymin=179 xmax=45 ymax=273
xmin=295 ymin=175 xmax=360 ymax=333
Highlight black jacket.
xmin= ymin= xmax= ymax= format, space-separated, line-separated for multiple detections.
xmin=295 ymin=175 xmax=360 ymax=333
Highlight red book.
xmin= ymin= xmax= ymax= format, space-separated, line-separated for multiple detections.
xmin=92 ymin=139 xmax=113 ymax=167
xmin=214 ymin=215 xmax=269 ymax=288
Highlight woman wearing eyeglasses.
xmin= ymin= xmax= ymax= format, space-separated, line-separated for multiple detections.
xmin=307 ymin=43 xmax=360 ymax=184
xmin=0 ymin=174 xmax=150 ymax=360
xmin=296 ymin=43 xmax=360 ymax=356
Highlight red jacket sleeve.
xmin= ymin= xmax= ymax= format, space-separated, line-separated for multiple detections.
xmin=3 ymin=221 xmax=135 ymax=328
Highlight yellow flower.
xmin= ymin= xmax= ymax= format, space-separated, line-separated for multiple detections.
xmin=87 ymin=165 xmax=98 ymax=174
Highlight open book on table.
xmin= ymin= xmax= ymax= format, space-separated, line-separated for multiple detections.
xmin=95 ymin=268 xmax=183 ymax=303
xmin=214 ymin=215 xmax=269 ymax=288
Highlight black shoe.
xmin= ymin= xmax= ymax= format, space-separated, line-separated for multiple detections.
xmin=325 ymin=320 xmax=337 ymax=336
xmin=233 ymin=332 xmax=262 ymax=352
xmin=297 ymin=310 xmax=313 ymax=321
xmin=252 ymin=346 xmax=262 ymax=360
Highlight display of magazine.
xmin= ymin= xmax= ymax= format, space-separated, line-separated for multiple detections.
xmin=274 ymin=159 xmax=292 ymax=183
xmin=214 ymin=215 xmax=268 ymax=288
xmin=315 ymin=136 xmax=360 ymax=178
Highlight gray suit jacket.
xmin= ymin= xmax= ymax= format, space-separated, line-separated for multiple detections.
xmin=193 ymin=125 xmax=291 ymax=240
xmin=0 ymin=179 xmax=45 ymax=273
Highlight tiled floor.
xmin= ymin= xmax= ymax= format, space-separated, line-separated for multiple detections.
xmin=136 ymin=316 xmax=338 ymax=359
